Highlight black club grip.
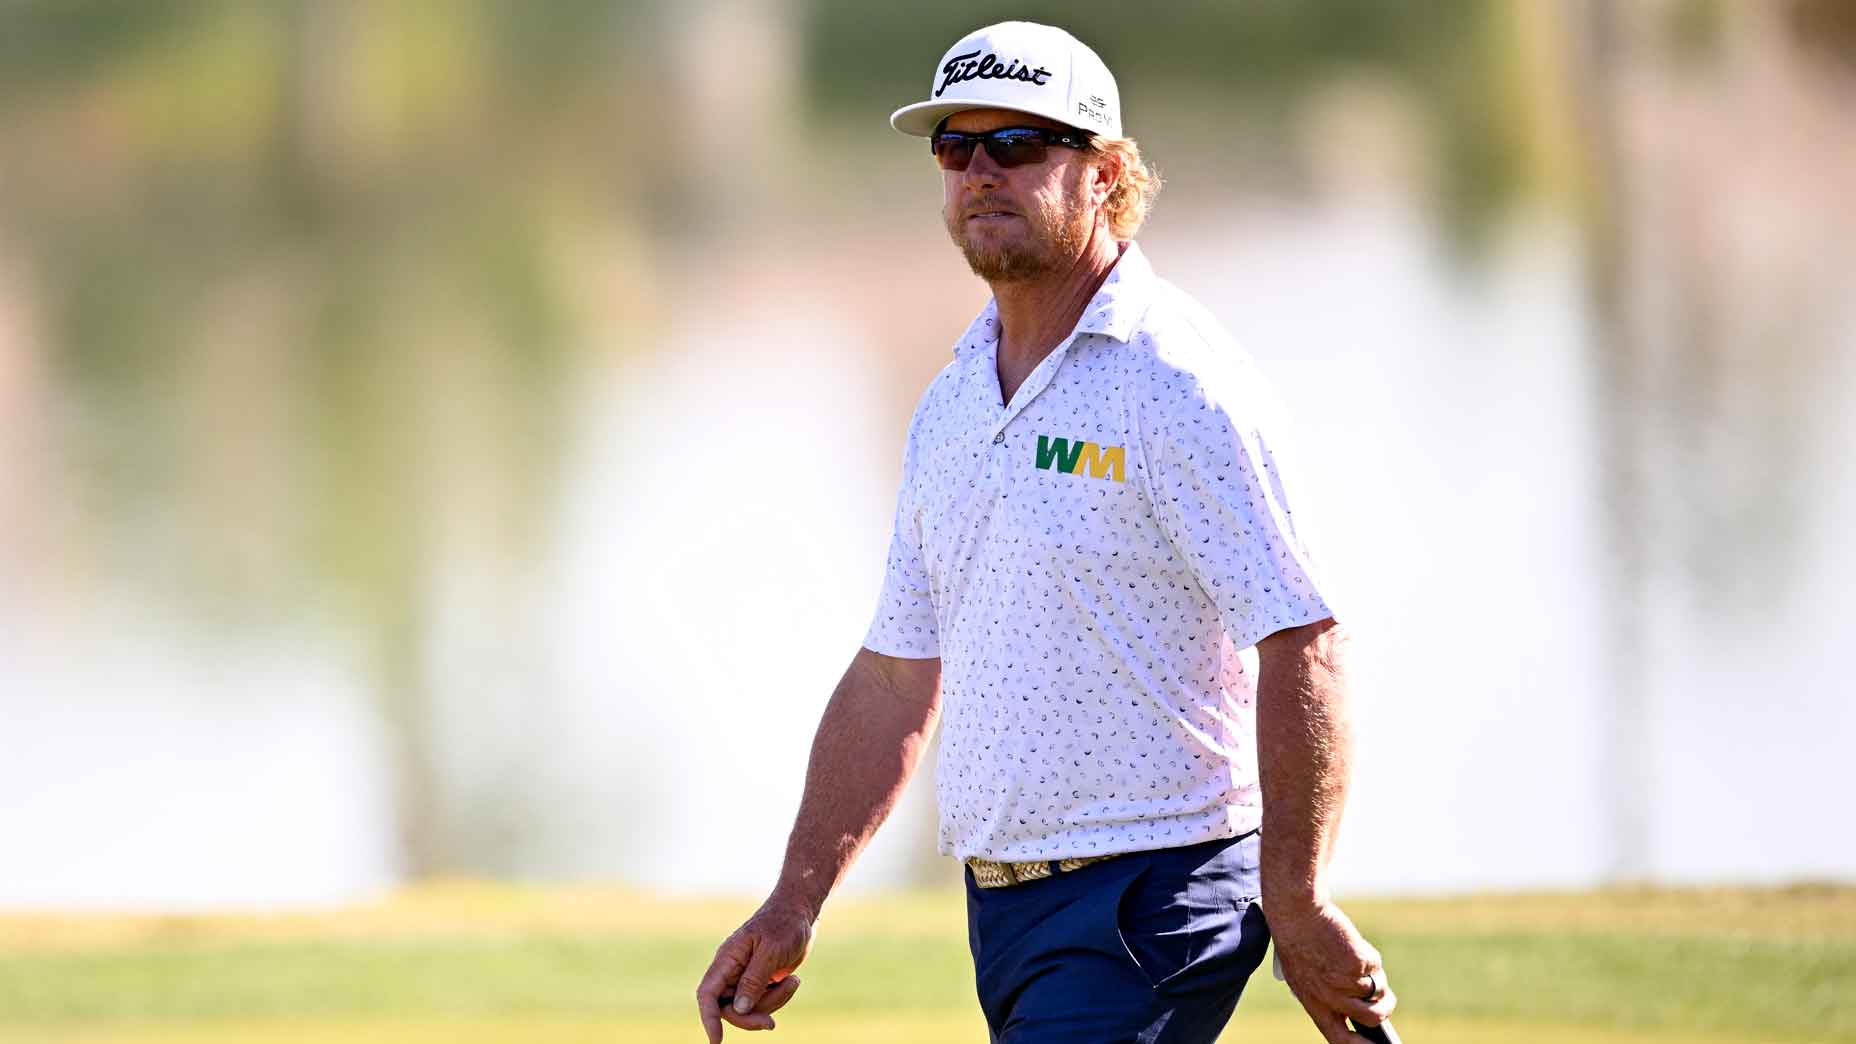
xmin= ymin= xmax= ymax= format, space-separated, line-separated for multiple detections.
xmin=1351 ymin=1018 xmax=1402 ymax=1044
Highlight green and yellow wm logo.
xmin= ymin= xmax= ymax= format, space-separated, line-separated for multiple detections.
xmin=1035 ymin=435 xmax=1126 ymax=483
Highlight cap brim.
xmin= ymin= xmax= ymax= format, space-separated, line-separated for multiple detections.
xmin=889 ymin=98 xmax=1060 ymax=137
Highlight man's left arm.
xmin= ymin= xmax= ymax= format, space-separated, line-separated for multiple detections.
xmin=1256 ymin=617 xmax=1397 ymax=1043
xmin=1131 ymin=351 xmax=1397 ymax=1039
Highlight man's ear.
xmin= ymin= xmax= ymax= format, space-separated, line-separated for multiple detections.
xmin=1092 ymin=150 xmax=1122 ymax=204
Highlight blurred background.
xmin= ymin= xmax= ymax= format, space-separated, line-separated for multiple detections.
xmin=5 ymin=4 xmax=1855 ymax=1042
xmin=2 ymin=0 xmax=1853 ymax=912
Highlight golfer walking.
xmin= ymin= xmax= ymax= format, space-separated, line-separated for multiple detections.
xmin=697 ymin=21 xmax=1396 ymax=1043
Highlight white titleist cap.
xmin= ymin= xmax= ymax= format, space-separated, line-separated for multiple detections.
xmin=889 ymin=21 xmax=1122 ymax=138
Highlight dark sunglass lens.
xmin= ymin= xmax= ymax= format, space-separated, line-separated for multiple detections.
xmin=933 ymin=134 xmax=976 ymax=171
xmin=984 ymin=130 xmax=1048 ymax=168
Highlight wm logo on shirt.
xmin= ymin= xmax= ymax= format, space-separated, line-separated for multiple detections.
xmin=1035 ymin=435 xmax=1126 ymax=483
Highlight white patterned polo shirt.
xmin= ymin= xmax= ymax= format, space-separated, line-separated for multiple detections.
xmin=863 ymin=241 xmax=1338 ymax=863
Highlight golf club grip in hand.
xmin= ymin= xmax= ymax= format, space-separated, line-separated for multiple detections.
xmin=1351 ymin=1018 xmax=1401 ymax=1044
xmin=1268 ymin=949 xmax=1402 ymax=1042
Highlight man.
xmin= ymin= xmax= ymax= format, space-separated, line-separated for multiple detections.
xmin=696 ymin=21 xmax=1396 ymax=1044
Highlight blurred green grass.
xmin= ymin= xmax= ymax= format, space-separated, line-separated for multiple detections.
xmin=0 ymin=884 xmax=1850 ymax=1043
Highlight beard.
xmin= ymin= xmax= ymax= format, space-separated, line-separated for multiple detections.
xmin=946 ymin=189 xmax=1092 ymax=284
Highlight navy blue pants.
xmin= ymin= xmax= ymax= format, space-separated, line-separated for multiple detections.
xmin=964 ymin=831 xmax=1272 ymax=1044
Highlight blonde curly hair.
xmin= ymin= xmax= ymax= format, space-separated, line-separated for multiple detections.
xmin=1088 ymin=136 xmax=1162 ymax=240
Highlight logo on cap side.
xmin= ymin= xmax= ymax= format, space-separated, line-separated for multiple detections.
xmin=935 ymin=50 xmax=1054 ymax=98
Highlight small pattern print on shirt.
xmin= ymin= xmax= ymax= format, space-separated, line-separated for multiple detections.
xmin=863 ymin=243 xmax=1336 ymax=862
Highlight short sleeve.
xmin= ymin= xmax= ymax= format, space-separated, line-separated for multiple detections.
xmin=1138 ymin=358 xmax=1336 ymax=651
xmin=862 ymin=406 xmax=940 ymax=659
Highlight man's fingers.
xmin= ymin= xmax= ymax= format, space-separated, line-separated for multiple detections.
xmin=698 ymin=995 xmax=724 ymax=1044
xmin=759 ymin=974 xmax=802 ymax=1015
xmin=1336 ymin=985 xmax=1397 ymax=1028
xmin=729 ymin=973 xmax=767 ymax=1015
xmin=731 ymin=944 xmax=788 ymax=1016
xmin=720 ymin=1007 xmax=776 ymax=1032
xmin=1326 ymin=964 xmax=1373 ymax=996
xmin=718 ymin=978 xmax=799 ymax=1034
xmin=1309 ymin=1008 xmax=1373 ymax=1044
xmin=700 ymin=938 xmax=749 ymax=994
xmin=695 ymin=939 xmax=750 ymax=1044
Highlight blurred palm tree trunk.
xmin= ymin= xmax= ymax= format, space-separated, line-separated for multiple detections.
xmin=283 ymin=0 xmax=445 ymax=877
xmin=1566 ymin=0 xmax=1856 ymax=881
xmin=1571 ymin=0 xmax=1654 ymax=883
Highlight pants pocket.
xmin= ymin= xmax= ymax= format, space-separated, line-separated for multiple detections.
xmin=1112 ymin=842 xmax=1270 ymax=994
xmin=1113 ymin=862 xmax=1190 ymax=988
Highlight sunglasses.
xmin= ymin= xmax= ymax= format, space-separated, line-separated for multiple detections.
xmin=930 ymin=126 xmax=1093 ymax=172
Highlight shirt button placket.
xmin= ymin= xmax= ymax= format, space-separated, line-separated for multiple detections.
xmin=993 ymin=431 xmax=1005 ymax=445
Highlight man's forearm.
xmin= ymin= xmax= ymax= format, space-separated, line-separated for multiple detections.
xmin=1254 ymin=618 xmax=1353 ymax=907
xmin=771 ymin=649 xmax=942 ymax=921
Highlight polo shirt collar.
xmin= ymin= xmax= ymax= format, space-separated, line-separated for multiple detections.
xmin=952 ymin=241 xmax=1157 ymax=360
xmin=1073 ymin=240 xmax=1155 ymax=343
xmin=953 ymin=299 xmax=1002 ymax=361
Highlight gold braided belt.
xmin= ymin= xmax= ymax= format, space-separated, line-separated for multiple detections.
xmin=966 ymin=853 xmax=1119 ymax=889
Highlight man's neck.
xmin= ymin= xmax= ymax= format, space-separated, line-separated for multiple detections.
xmin=990 ymin=225 xmax=1125 ymax=374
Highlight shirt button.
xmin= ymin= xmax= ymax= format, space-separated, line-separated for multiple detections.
xmin=993 ymin=432 xmax=1005 ymax=444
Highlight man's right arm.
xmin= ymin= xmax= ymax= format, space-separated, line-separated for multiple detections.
xmin=695 ymin=646 xmax=942 ymax=1042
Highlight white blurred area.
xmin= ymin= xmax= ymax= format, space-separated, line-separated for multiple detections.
xmin=1 ymin=1 xmax=1852 ymax=908
xmin=0 ymin=611 xmax=397 ymax=908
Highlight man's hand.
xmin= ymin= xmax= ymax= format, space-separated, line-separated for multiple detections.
xmin=695 ymin=896 xmax=815 ymax=1042
xmin=1254 ymin=620 xmax=1393 ymax=1041
xmin=693 ymin=649 xmax=939 ymax=1042
xmin=1267 ymin=900 xmax=1397 ymax=1044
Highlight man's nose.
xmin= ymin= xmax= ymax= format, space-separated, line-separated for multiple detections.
xmin=961 ymin=140 xmax=1006 ymax=188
